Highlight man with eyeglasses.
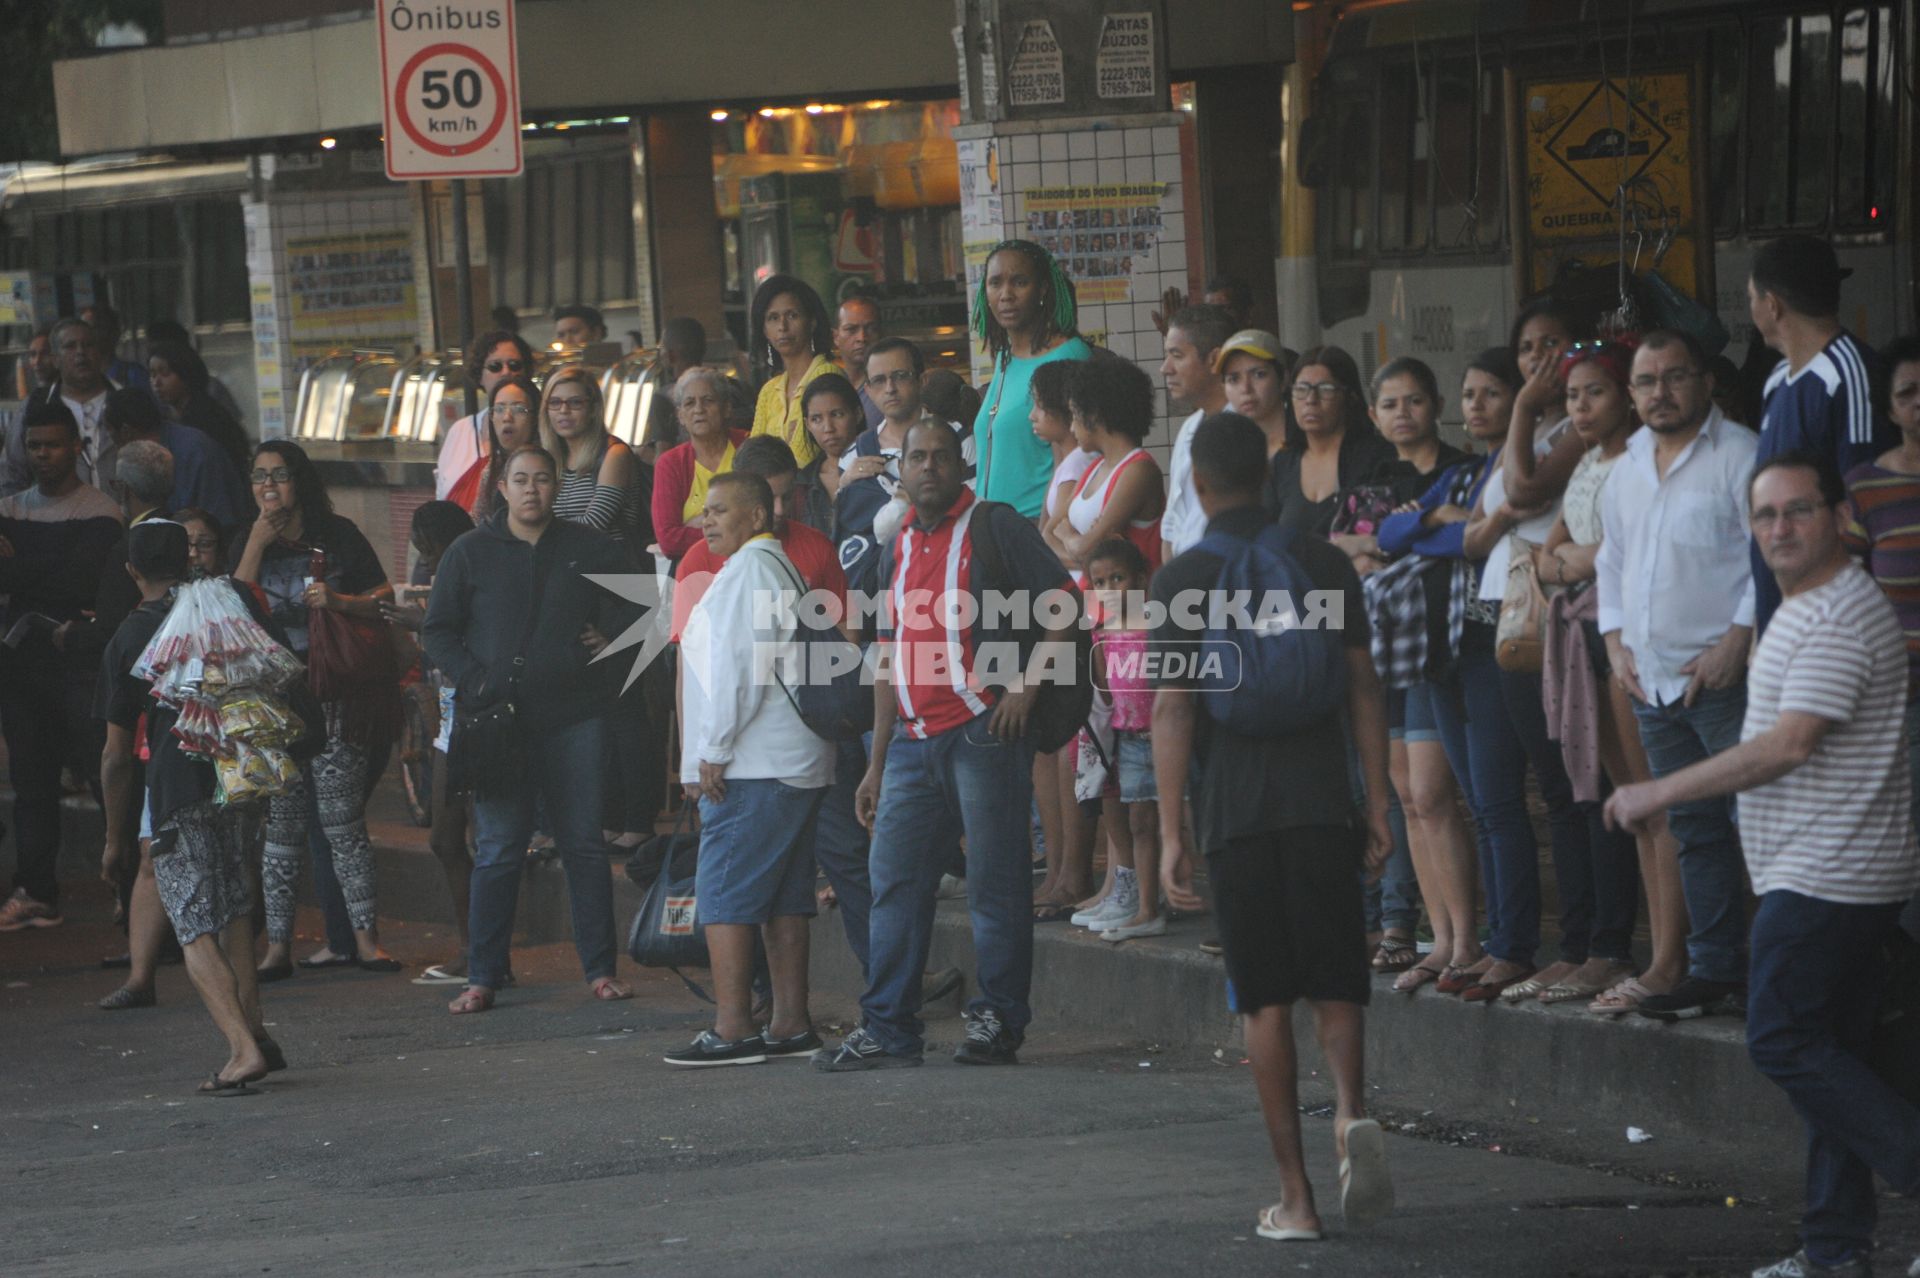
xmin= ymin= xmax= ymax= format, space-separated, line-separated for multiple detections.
xmin=1607 ymin=452 xmax=1920 ymax=1278
xmin=844 ymin=338 xmax=976 ymax=543
xmin=435 ymin=329 xmax=536 ymax=500
xmin=1595 ymin=328 xmax=1758 ymax=1021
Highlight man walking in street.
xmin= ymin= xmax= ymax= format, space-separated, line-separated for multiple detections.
xmin=0 ymin=402 xmax=124 ymax=932
xmin=834 ymin=294 xmax=884 ymax=428
xmin=100 ymin=522 xmax=284 ymax=1093
xmin=1597 ymin=329 xmax=1760 ymax=1019
xmin=1148 ymin=411 xmax=1394 ymax=1241
xmin=1607 ymin=453 xmax=1920 ymax=1278
xmin=1748 ymin=234 xmax=1896 ymax=632
xmin=815 ymin=418 xmax=1073 ymax=1071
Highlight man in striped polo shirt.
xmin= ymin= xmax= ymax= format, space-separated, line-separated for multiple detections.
xmin=1607 ymin=453 xmax=1920 ymax=1278
xmin=1748 ymin=234 xmax=1896 ymax=635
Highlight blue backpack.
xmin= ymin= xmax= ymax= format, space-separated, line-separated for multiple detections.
xmin=1193 ymin=525 xmax=1347 ymax=735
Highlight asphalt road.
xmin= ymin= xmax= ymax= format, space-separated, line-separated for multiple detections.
xmin=5 ymin=884 xmax=1916 ymax=1278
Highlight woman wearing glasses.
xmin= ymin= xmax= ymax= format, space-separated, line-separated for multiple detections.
xmin=232 ymin=441 xmax=398 ymax=980
xmin=435 ymin=330 xmax=536 ymax=502
xmin=456 ymin=375 xmax=540 ymax=521
xmin=1261 ymin=342 xmax=1395 ymax=535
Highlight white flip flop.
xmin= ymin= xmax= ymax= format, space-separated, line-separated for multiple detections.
xmin=1255 ymin=1204 xmax=1322 ymax=1242
xmin=1339 ymin=1117 xmax=1395 ymax=1229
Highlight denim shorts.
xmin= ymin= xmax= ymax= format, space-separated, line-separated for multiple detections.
xmin=696 ymin=778 xmax=827 ymax=925
xmin=1401 ymin=681 xmax=1441 ymax=744
xmin=1115 ymin=731 xmax=1156 ymax=804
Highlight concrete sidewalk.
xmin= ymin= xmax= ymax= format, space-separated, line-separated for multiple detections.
xmin=8 ymin=781 xmax=1793 ymax=1166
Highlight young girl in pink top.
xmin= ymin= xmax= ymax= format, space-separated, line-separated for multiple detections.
xmin=1083 ymin=538 xmax=1164 ymax=942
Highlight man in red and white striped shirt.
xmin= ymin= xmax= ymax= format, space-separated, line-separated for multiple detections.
xmin=1608 ymin=453 xmax=1919 ymax=1278
xmin=815 ymin=418 xmax=1074 ymax=1072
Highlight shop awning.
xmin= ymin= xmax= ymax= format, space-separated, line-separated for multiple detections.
xmin=53 ymin=0 xmax=1293 ymax=158
xmin=0 ymin=157 xmax=253 ymax=214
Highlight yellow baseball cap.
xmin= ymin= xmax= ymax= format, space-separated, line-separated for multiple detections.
xmin=1212 ymin=328 xmax=1286 ymax=373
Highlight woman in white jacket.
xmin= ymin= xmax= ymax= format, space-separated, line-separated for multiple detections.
xmin=667 ymin=470 xmax=835 ymax=1068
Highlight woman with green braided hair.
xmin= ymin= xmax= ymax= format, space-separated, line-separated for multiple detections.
xmin=971 ymin=240 xmax=1094 ymax=519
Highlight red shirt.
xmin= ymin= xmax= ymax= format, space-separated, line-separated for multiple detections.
xmin=671 ymin=519 xmax=846 ymax=643
xmin=890 ymin=488 xmax=995 ymax=740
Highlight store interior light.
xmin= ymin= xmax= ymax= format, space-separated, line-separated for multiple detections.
xmin=759 ymin=107 xmax=777 ymax=118
xmin=805 ymin=104 xmax=825 ymax=115
xmin=318 ymin=136 xmax=338 ymax=150
xmin=710 ymin=109 xmax=731 ymax=122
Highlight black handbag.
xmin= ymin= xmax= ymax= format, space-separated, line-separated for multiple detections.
xmin=445 ymin=557 xmax=546 ymax=795
xmin=626 ymin=806 xmax=712 ymax=1001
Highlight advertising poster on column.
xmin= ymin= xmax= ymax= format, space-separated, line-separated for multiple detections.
xmin=1022 ymin=183 xmax=1166 ymax=303
xmin=1095 ymin=12 xmax=1156 ymax=100
xmin=1007 ymin=19 xmax=1066 ymax=108
xmin=286 ymin=231 xmax=419 ymax=345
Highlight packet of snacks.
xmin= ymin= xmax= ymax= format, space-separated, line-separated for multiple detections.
xmin=217 ymin=693 xmax=303 ymax=749
xmin=214 ymin=742 xmax=301 ymax=806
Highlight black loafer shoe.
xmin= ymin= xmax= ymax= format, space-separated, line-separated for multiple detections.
xmin=663 ymin=1031 xmax=767 ymax=1068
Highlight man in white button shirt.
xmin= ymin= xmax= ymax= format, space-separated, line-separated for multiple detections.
xmin=1596 ymin=328 xmax=1758 ymax=1021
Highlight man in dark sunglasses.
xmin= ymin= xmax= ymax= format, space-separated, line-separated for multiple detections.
xmin=436 ymin=329 xmax=536 ymax=502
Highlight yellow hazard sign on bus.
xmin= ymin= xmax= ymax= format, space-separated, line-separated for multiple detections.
xmin=1522 ymin=72 xmax=1692 ymax=241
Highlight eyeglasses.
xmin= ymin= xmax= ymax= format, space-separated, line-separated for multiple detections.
xmin=1750 ymin=499 xmax=1827 ymax=530
xmin=1291 ymin=381 xmax=1343 ymax=401
xmin=869 ymin=369 xmax=918 ymax=386
xmin=484 ymin=359 xmax=526 ymax=374
xmin=548 ymin=396 xmax=589 ymax=412
xmin=187 ymin=537 xmax=220 ymax=553
xmin=493 ymin=403 xmax=534 ymax=419
xmin=1629 ymin=369 xmax=1704 ymax=393
xmin=250 ymin=466 xmax=292 ymax=484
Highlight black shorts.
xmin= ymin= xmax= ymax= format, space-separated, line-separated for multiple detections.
xmin=1207 ymin=824 xmax=1371 ymax=1011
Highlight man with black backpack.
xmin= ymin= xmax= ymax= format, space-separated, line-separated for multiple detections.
xmin=815 ymin=418 xmax=1079 ymax=1072
xmin=1150 ymin=412 xmax=1396 ymax=1242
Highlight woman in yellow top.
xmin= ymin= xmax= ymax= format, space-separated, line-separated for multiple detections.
xmin=749 ymin=274 xmax=839 ymax=468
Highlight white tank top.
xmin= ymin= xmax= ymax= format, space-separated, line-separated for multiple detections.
xmin=1067 ymin=447 xmax=1155 ymax=536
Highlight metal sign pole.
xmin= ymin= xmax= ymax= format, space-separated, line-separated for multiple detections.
xmin=451 ymin=177 xmax=478 ymax=417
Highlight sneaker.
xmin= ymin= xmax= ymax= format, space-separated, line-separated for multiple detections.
xmin=813 ymin=1025 xmax=922 ymax=1072
xmin=1099 ymin=916 xmax=1168 ymax=942
xmin=1072 ymin=873 xmax=1138 ymax=928
xmin=1198 ymin=936 xmax=1224 ymax=956
xmin=760 ymin=1028 xmax=824 ymax=1058
xmin=953 ymin=1008 xmax=1020 ymax=1065
xmin=0 ymin=888 xmax=61 ymax=932
xmin=662 ymin=1030 xmax=767 ymax=1068
xmin=1637 ymin=976 xmax=1745 ymax=1022
xmin=1751 ymin=1250 xmax=1872 ymax=1277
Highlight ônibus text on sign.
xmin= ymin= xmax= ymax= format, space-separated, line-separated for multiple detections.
xmin=377 ymin=1 xmax=523 ymax=180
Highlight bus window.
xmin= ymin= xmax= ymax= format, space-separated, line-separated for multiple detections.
xmin=1705 ymin=20 xmax=1743 ymax=238
xmin=1328 ymin=86 xmax=1373 ymax=260
xmin=1836 ymin=4 xmax=1898 ymax=230
xmin=1376 ymin=63 xmax=1428 ymax=253
xmin=1432 ymin=56 xmax=1502 ymax=251
xmin=1792 ymin=11 xmax=1835 ymax=227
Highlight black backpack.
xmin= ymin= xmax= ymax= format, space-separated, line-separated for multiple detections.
xmin=964 ymin=500 xmax=1093 ymax=755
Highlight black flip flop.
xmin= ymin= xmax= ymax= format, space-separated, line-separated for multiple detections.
xmin=296 ymin=954 xmax=356 ymax=970
xmin=256 ymin=963 xmax=294 ymax=983
xmin=355 ymin=957 xmax=403 ymax=973
xmin=197 ymin=1072 xmax=263 ymax=1098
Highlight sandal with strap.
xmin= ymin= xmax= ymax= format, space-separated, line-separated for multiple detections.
xmin=590 ymin=977 xmax=633 ymax=1002
xmin=1393 ymin=959 xmax=1447 ymax=994
xmin=448 ymin=986 xmax=495 ymax=1015
xmin=1586 ymin=976 xmax=1657 ymax=1016
xmin=1370 ymin=935 xmax=1419 ymax=973
xmin=1540 ymin=962 xmax=1637 ymax=1005
xmin=1435 ymin=961 xmax=1486 ymax=995
xmin=1255 ymin=1204 xmax=1322 ymax=1242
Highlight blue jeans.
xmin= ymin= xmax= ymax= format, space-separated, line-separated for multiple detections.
xmin=863 ymin=711 xmax=1037 ymax=1057
xmin=1501 ymin=668 xmax=1639 ymax=964
xmin=812 ymin=736 xmax=875 ymax=979
xmin=1747 ymin=891 xmax=1920 ymax=1266
xmin=466 ymin=717 xmax=617 ymax=991
xmin=1430 ymin=632 xmax=1539 ymax=965
xmin=1632 ymin=684 xmax=1749 ymax=983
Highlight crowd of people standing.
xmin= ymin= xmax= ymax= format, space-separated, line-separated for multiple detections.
xmin=3 ymin=232 xmax=1918 ymax=1274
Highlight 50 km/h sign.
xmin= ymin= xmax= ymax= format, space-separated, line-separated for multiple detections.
xmin=377 ymin=1 xmax=523 ymax=180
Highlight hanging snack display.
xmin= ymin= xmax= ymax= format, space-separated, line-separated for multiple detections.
xmin=134 ymin=578 xmax=312 ymax=807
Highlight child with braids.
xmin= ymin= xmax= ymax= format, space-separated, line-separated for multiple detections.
xmin=970 ymin=240 xmax=1095 ymax=520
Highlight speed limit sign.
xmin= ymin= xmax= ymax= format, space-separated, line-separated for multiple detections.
xmin=377 ymin=0 xmax=523 ymax=179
